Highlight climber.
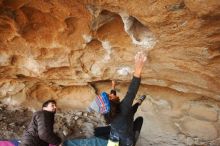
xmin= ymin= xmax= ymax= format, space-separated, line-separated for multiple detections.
xmin=93 ymin=51 xmax=147 ymax=146
xmin=95 ymin=97 xmax=146 ymax=144
xmin=21 ymin=100 xmax=62 ymax=146
xmin=106 ymin=51 xmax=147 ymax=146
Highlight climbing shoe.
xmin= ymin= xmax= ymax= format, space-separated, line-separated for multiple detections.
xmin=137 ymin=95 xmax=146 ymax=104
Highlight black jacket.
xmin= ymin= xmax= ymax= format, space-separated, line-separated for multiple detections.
xmin=21 ymin=110 xmax=61 ymax=146
xmin=110 ymin=76 xmax=141 ymax=146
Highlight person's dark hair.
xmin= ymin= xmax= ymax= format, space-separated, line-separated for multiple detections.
xmin=42 ymin=99 xmax=56 ymax=108
xmin=110 ymin=89 xmax=116 ymax=96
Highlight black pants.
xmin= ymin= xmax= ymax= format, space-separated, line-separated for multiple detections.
xmin=94 ymin=103 xmax=143 ymax=144
xmin=133 ymin=116 xmax=143 ymax=145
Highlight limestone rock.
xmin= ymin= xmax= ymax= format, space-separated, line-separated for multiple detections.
xmin=29 ymin=83 xmax=58 ymax=102
xmin=0 ymin=79 xmax=25 ymax=98
xmin=188 ymin=103 xmax=218 ymax=122
xmin=0 ymin=0 xmax=220 ymax=145
xmin=57 ymin=85 xmax=96 ymax=110
xmin=180 ymin=117 xmax=218 ymax=141
xmin=186 ymin=137 xmax=194 ymax=146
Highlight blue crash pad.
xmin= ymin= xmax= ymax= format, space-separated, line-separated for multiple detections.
xmin=63 ymin=137 xmax=108 ymax=146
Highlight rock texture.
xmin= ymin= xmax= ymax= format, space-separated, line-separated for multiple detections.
xmin=0 ymin=0 xmax=220 ymax=145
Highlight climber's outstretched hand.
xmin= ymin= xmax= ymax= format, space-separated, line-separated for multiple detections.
xmin=134 ymin=51 xmax=147 ymax=78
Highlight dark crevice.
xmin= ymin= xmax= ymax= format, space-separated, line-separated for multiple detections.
xmin=121 ymin=15 xmax=157 ymax=48
xmin=0 ymin=7 xmax=16 ymax=19
xmin=165 ymin=1 xmax=185 ymax=11
xmin=64 ymin=17 xmax=78 ymax=35
xmin=90 ymin=9 xmax=116 ymax=31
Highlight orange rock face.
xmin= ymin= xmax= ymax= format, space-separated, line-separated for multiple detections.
xmin=0 ymin=0 xmax=220 ymax=145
